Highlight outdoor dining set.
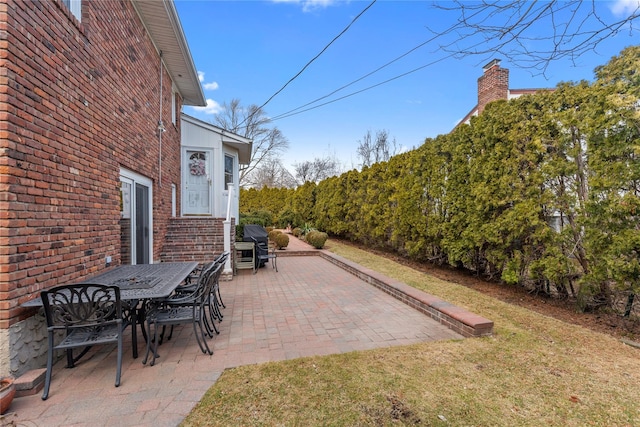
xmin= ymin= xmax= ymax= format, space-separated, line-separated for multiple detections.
xmin=21 ymin=252 xmax=230 ymax=401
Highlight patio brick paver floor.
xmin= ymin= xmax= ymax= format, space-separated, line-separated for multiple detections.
xmin=7 ymin=244 xmax=464 ymax=427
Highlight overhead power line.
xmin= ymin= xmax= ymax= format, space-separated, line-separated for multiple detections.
xmin=271 ymin=55 xmax=453 ymax=122
xmin=270 ymin=27 xmax=502 ymax=122
xmin=270 ymin=1 xmax=640 ymax=122
xmin=256 ymin=0 xmax=377 ymax=113
xmin=268 ymin=5 xmax=493 ymax=122
xmin=269 ymin=28 xmax=457 ymax=121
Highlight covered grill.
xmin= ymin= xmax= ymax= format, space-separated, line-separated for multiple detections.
xmin=242 ymin=224 xmax=269 ymax=267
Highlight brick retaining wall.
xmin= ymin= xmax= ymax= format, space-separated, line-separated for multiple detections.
xmin=301 ymin=251 xmax=494 ymax=338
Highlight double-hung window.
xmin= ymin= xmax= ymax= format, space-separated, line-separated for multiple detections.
xmin=171 ymin=88 xmax=177 ymax=125
xmin=224 ymin=155 xmax=234 ymax=190
xmin=62 ymin=0 xmax=82 ymax=21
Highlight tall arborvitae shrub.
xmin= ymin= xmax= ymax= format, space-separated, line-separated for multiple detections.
xmin=238 ymin=47 xmax=640 ymax=315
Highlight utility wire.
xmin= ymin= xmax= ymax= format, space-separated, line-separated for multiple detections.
xmin=270 ymin=12 xmax=496 ymax=121
xmin=269 ymin=6 xmax=490 ymax=121
xmin=270 ymin=29 xmax=496 ymax=122
xmin=270 ymin=27 xmax=454 ymax=121
xmin=270 ymin=38 xmax=434 ymax=121
xmin=256 ymin=0 xmax=377 ymax=113
xmin=271 ymin=55 xmax=453 ymax=121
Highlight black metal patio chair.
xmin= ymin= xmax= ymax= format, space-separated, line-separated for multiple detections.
xmin=173 ymin=252 xmax=229 ymax=330
xmin=143 ymin=262 xmax=221 ymax=366
xmin=176 ymin=251 xmax=228 ymax=294
xmin=251 ymin=237 xmax=278 ymax=273
xmin=205 ymin=253 xmax=228 ymax=333
xmin=40 ymin=284 xmax=124 ymax=400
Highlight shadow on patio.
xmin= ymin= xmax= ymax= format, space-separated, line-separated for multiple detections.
xmin=6 ymin=238 xmax=490 ymax=427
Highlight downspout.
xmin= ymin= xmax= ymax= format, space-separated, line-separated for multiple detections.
xmin=158 ymin=51 xmax=165 ymax=187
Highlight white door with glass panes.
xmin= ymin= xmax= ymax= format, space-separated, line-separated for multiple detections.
xmin=120 ymin=170 xmax=153 ymax=264
xmin=183 ymin=148 xmax=213 ymax=215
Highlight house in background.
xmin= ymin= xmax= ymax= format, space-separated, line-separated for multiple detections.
xmin=155 ymin=114 xmax=252 ymax=269
xmin=181 ymin=114 xmax=252 ymax=221
xmin=457 ymin=59 xmax=551 ymax=127
xmin=455 ymin=59 xmax=563 ymax=232
xmin=0 ymin=0 xmax=239 ymax=380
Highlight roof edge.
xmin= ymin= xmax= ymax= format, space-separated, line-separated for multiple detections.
xmin=181 ymin=114 xmax=253 ymax=164
xmin=131 ymin=0 xmax=206 ymax=107
xmin=162 ymin=0 xmax=205 ymax=106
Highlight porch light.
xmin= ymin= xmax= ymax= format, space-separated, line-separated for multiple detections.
xmin=157 ymin=120 xmax=166 ymax=134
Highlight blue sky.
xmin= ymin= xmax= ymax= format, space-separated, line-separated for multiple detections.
xmin=176 ymin=0 xmax=639 ymax=171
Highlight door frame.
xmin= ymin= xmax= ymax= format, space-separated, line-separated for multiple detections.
xmin=120 ymin=168 xmax=153 ymax=264
xmin=181 ymin=146 xmax=214 ymax=216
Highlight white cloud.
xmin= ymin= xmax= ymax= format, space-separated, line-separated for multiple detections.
xmin=272 ymin=0 xmax=338 ymax=12
xmin=197 ymin=70 xmax=220 ymax=91
xmin=191 ymin=99 xmax=223 ymax=115
xmin=398 ymin=145 xmax=410 ymax=154
xmin=610 ymin=0 xmax=640 ymax=17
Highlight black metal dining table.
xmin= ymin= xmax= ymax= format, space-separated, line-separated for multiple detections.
xmin=22 ymin=262 xmax=199 ymax=359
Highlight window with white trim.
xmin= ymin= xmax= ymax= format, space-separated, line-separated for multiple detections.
xmin=224 ymin=154 xmax=234 ymax=190
xmin=62 ymin=0 xmax=82 ymax=21
xmin=171 ymin=183 xmax=177 ymax=217
xmin=171 ymin=89 xmax=177 ymax=125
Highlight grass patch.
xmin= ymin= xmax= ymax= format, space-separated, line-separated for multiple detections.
xmin=182 ymin=240 xmax=640 ymax=426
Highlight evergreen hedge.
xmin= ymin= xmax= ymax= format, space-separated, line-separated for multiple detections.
xmin=239 ymin=47 xmax=640 ymax=315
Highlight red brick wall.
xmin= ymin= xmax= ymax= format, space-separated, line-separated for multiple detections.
xmin=477 ymin=64 xmax=509 ymax=115
xmin=160 ymin=218 xmax=231 ymax=263
xmin=0 ymin=0 xmax=183 ymax=327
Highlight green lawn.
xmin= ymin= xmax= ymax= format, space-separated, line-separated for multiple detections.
xmin=182 ymin=240 xmax=640 ymax=426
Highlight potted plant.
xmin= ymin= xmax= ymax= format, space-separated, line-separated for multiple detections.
xmin=0 ymin=376 xmax=16 ymax=414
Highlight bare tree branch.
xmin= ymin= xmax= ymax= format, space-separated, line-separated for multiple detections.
xmin=246 ymin=156 xmax=297 ymax=189
xmin=214 ymin=99 xmax=290 ymax=186
xmin=294 ymin=155 xmax=343 ymax=185
xmin=356 ymin=129 xmax=399 ymax=168
xmin=430 ymin=0 xmax=640 ymax=76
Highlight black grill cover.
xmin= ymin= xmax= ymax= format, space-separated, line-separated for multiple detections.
xmin=243 ymin=224 xmax=268 ymax=267
xmin=243 ymin=224 xmax=268 ymax=244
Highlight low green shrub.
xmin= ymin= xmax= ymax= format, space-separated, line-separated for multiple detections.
xmin=268 ymin=229 xmax=282 ymax=241
xmin=305 ymin=231 xmax=328 ymax=249
xmin=292 ymin=227 xmax=302 ymax=238
xmin=239 ymin=210 xmax=273 ymax=227
xmin=273 ymin=233 xmax=290 ymax=249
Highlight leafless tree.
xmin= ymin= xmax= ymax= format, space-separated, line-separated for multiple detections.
xmin=432 ymin=1 xmax=640 ymax=76
xmin=214 ymin=99 xmax=290 ymax=186
xmin=294 ymin=155 xmax=343 ymax=184
xmin=246 ymin=156 xmax=297 ymax=189
xmin=356 ymin=129 xmax=398 ymax=168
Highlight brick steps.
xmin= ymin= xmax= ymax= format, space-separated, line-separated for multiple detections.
xmin=160 ymin=218 xmax=227 ymax=263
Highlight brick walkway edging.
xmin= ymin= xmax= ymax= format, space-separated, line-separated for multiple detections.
xmin=286 ymin=249 xmax=494 ymax=338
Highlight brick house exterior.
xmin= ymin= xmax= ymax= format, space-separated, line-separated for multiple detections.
xmin=0 ymin=0 xmax=206 ymax=378
xmin=457 ymin=59 xmax=549 ymax=127
xmin=477 ymin=59 xmax=510 ymax=116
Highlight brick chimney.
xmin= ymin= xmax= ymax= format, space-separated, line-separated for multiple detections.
xmin=477 ymin=59 xmax=509 ymax=114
